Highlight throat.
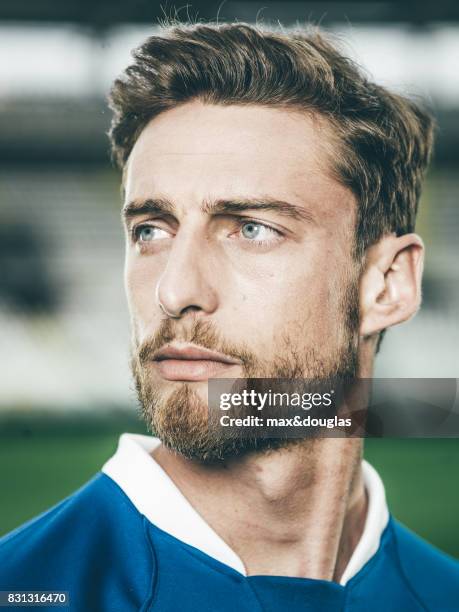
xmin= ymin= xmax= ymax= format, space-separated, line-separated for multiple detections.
xmin=152 ymin=438 xmax=366 ymax=582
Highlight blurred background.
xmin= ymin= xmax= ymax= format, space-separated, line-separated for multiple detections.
xmin=0 ymin=1 xmax=458 ymax=556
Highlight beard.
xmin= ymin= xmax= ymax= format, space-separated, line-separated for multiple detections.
xmin=131 ymin=280 xmax=360 ymax=463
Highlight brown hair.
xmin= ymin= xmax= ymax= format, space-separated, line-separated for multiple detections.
xmin=108 ymin=22 xmax=435 ymax=348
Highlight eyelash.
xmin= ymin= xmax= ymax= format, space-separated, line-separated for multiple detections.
xmin=131 ymin=224 xmax=158 ymax=243
xmin=130 ymin=219 xmax=284 ymax=246
xmin=234 ymin=219 xmax=283 ymax=246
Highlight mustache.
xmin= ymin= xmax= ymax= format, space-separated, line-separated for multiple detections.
xmin=135 ymin=318 xmax=257 ymax=368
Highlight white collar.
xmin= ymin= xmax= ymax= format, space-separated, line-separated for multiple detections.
xmin=101 ymin=433 xmax=389 ymax=585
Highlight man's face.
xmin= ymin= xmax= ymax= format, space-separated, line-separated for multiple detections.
xmin=123 ymin=101 xmax=360 ymax=461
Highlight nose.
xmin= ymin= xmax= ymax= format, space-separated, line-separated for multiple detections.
xmin=155 ymin=229 xmax=219 ymax=319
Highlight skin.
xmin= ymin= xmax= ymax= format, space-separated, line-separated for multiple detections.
xmin=122 ymin=101 xmax=424 ymax=580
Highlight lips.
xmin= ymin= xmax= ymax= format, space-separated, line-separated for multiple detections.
xmin=152 ymin=344 xmax=242 ymax=382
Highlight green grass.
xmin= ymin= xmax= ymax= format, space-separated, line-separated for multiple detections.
xmin=365 ymin=438 xmax=459 ymax=558
xmin=0 ymin=411 xmax=146 ymax=536
xmin=0 ymin=432 xmax=121 ymax=534
xmin=0 ymin=417 xmax=458 ymax=559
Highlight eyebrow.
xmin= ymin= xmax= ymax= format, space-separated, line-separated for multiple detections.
xmin=122 ymin=198 xmax=175 ymax=221
xmin=122 ymin=196 xmax=316 ymax=224
xmin=204 ymin=198 xmax=316 ymax=224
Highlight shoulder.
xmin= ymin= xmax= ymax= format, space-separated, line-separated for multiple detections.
xmin=390 ymin=518 xmax=459 ymax=609
xmin=0 ymin=473 xmax=144 ymax=559
xmin=0 ymin=473 xmax=155 ymax=609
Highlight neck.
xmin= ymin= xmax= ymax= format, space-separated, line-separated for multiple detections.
xmin=152 ymin=438 xmax=367 ymax=582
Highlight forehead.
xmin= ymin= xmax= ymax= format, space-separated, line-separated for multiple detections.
xmin=125 ymin=101 xmax=354 ymax=223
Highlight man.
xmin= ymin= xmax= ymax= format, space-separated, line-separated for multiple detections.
xmin=1 ymin=22 xmax=458 ymax=611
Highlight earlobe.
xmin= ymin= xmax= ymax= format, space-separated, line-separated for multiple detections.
xmin=359 ymin=233 xmax=424 ymax=338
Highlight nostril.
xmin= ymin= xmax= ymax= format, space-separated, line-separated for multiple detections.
xmin=180 ymin=305 xmax=202 ymax=316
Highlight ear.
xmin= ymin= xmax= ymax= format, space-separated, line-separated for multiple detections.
xmin=359 ymin=233 xmax=424 ymax=338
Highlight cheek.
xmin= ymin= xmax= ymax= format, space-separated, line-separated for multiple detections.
xmin=124 ymin=255 xmax=162 ymax=332
xmin=227 ymin=250 xmax=347 ymax=347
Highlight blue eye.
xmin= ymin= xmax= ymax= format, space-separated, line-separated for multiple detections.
xmin=241 ymin=222 xmax=262 ymax=239
xmin=138 ymin=226 xmax=156 ymax=241
xmin=134 ymin=225 xmax=170 ymax=243
xmin=239 ymin=221 xmax=281 ymax=244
